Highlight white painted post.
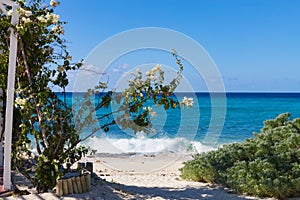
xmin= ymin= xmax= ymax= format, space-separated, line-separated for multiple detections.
xmin=0 ymin=88 xmax=3 ymax=166
xmin=0 ymin=0 xmax=20 ymax=190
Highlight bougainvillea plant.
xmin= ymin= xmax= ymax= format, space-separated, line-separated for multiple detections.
xmin=0 ymin=0 xmax=189 ymax=192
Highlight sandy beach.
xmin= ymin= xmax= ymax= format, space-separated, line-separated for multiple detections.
xmin=4 ymin=153 xmax=288 ymax=200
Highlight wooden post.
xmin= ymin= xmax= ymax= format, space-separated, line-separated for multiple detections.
xmin=62 ymin=179 xmax=68 ymax=195
xmin=81 ymin=174 xmax=87 ymax=193
xmin=86 ymin=162 xmax=93 ymax=174
xmin=56 ymin=172 xmax=92 ymax=196
xmin=72 ymin=177 xmax=78 ymax=193
xmin=67 ymin=178 xmax=73 ymax=194
xmin=75 ymin=176 xmax=83 ymax=193
xmin=56 ymin=179 xmax=63 ymax=196
xmin=77 ymin=162 xmax=85 ymax=170
xmin=3 ymin=1 xmax=20 ymax=190
xmin=0 ymin=88 xmax=3 ymax=166
xmin=85 ymin=173 xmax=91 ymax=191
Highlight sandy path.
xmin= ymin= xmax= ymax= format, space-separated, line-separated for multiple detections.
xmin=5 ymin=153 xmax=292 ymax=200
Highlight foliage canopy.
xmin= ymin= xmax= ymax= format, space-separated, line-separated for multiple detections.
xmin=0 ymin=0 xmax=186 ymax=192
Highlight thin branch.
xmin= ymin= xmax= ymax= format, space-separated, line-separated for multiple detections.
xmin=30 ymin=118 xmax=41 ymax=154
xmin=79 ymin=68 xmax=106 ymax=75
xmin=19 ymin=35 xmax=49 ymax=149
xmin=53 ymin=104 xmax=64 ymax=155
xmin=64 ymin=121 xmax=116 ymax=156
xmin=80 ymin=121 xmax=116 ymax=143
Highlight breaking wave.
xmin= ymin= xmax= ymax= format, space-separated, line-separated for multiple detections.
xmin=82 ymin=135 xmax=214 ymax=154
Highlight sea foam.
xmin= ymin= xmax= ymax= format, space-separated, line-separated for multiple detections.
xmin=82 ymin=136 xmax=214 ymax=154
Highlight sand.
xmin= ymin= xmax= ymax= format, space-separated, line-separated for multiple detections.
xmin=4 ymin=153 xmax=295 ymax=200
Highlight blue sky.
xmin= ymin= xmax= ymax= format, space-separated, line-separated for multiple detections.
xmin=56 ymin=0 xmax=300 ymax=92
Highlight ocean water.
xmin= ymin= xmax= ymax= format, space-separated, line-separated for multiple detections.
xmin=58 ymin=92 xmax=300 ymax=154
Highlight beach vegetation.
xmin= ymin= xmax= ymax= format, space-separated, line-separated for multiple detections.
xmin=0 ymin=0 xmax=187 ymax=193
xmin=1 ymin=0 xmax=86 ymax=192
xmin=180 ymin=113 xmax=300 ymax=199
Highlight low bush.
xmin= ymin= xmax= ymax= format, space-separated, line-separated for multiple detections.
xmin=180 ymin=113 xmax=300 ymax=199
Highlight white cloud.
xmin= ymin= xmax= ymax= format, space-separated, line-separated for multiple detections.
xmin=120 ymin=63 xmax=129 ymax=69
xmin=72 ymin=64 xmax=106 ymax=92
xmin=80 ymin=64 xmax=104 ymax=75
xmin=112 ymin=68 xmax=120 ymax=73
xmin=121 ymin=71 xmax=133 ymax=78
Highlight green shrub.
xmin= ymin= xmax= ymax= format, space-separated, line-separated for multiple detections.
xmin=180 ymin=113 xmax=300 ymax=199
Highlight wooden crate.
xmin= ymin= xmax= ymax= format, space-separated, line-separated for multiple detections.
xmin=56 ymin=171 xmax=91 ymax=196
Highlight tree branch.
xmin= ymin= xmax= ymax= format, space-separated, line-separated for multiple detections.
xmin=64 ymin=120 xmax=116 ymax=156
xmin=53 ymin=116 xmax=64 ymax=155
xmin=19 ymin=35 xmax=49 ymax=149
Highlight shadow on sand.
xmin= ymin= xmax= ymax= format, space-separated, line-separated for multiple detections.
xmin=2 ymin=173 xmax=267 ymax=200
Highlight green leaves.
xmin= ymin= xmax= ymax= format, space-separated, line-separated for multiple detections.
xmin=1 ymin=0 xmax=187 ymax=192
xmin=180 ymin=113 xmax=300 ymax=199
xmin=76 ymin=51 xmax=185 ymax=136
xmin=0 ymin=0 xmax=88 ymax=193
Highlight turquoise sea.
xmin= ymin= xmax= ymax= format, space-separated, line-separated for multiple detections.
xmin=58 ymin=93 xmax=300 ymax=154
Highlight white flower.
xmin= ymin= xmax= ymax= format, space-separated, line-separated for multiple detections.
xmin=22 ymin=17 xmax=31 ymax=24
xmin=7 ymin=10 xmax=13 ymax=16
xmin=50 ymin=0 xmax=60 ymax=7
xmin=146 ymin=71 xmax=151 ymax=76
xmin=45 ymin=12 xmax=52 ymax=20
xmin=139 ymin=93 xmax=143 ymax=98
xmin=143 ymin=106 xmax=152 ymax=112
xmin=16 ymin=24 xmax=24 ymax=31
xmin=52 ymin=25 xmax=59 ymax=32
xmin=182 ymin=96 xmax=188 ymax=103
xmin=52 ymin=14 xmax=60 ymax=24
xmin=18 ymin=8 xmax=25 ymax=14
xmin=187 ymin=102 xmax=193 ymax=107
xmin=146 ymin=65 xmax=162 ymax=78
xmin=37 ymin=16 xmax=43 ymax=21
xmin=37 ymin=15 xmax=48 ymax=23
xmin=17 ymin=0 xmax=26 ymax=3
xmin=15 ymin=97 xmax=27 ymax=109
xmin=149 ymin=75 xmax=157 ymax=81
xmin=181 ymin=96 xmax=194 ymax=107
xmin=24 ymin=10 xmax=32 ymax=17
xmin=152 ymin=64 xmax=161 ymax=73
xmin=51 ymin=25 xmax=57 ymax=31
xmin=151 ymin=112 xmax=157 ymax=117
xmin=143 ymin=106 xmax=156 ymax=118
xmin=50 ymin=0 xmax=55 ymax=6
xmin=134 ymin=79 xmax=142 ymax=86
xmin=52 ymin=25 xmax=64 ymax=34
